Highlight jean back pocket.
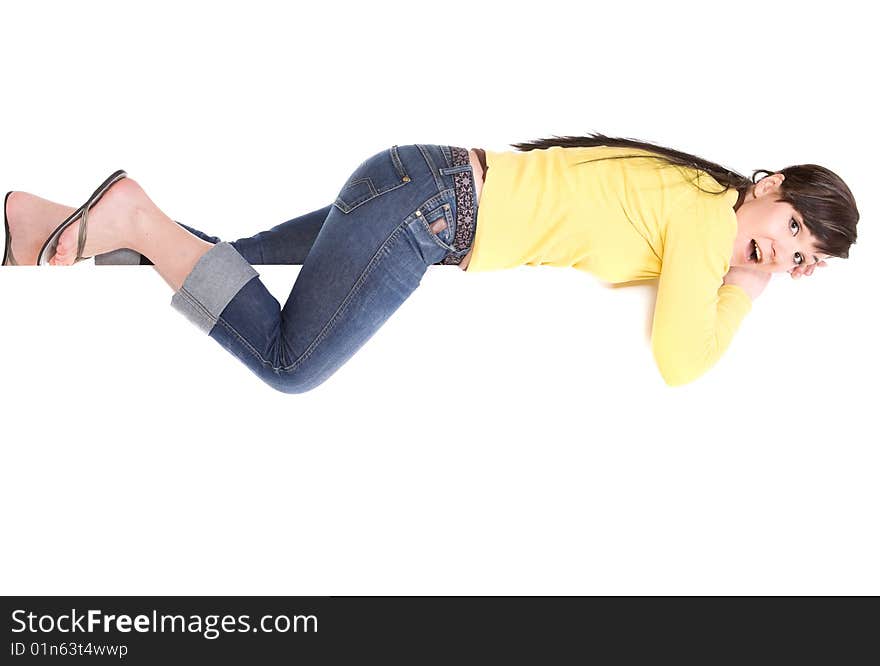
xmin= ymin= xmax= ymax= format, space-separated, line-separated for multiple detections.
xmin=333 ymin=145 xmax=412 ymax=214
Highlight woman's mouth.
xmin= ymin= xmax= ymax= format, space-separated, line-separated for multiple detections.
xmin=748 ymin=238 xmax=762 ymax=264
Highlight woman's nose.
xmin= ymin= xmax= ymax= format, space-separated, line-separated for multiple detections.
xmin=773 ymin=239 xmax=797 ymax=270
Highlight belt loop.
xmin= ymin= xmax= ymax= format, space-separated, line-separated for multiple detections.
xmin=440 ymin=145 xmax=453 ymax=168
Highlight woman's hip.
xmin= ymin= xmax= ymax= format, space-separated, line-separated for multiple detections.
xmin=330 ymin=143 xmax=480 ymax=268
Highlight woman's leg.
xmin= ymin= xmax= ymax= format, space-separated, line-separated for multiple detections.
xmin=51 ymin=144 xmax=472 ymax=393
xmin=5 ymin=191 xmax=330 ymax=267
xmin=98 ymin=204 xmax=334 ymax=266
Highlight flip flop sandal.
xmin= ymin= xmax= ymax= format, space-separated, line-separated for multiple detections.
xmin=3 ymin=191 xmax=18 ymax=266
xmin=37 ymin=169 xmax=127 ymax=266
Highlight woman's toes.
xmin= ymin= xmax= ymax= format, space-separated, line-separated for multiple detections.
xmin=57 ymin=226 xmax=73 ymax=252
xmin=54 ymin=226 xmax=77 ymax=264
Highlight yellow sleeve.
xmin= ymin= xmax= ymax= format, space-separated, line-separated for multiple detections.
xmin=651 ymin=205 xmax=753 ymax=387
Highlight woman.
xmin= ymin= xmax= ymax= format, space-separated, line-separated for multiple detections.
xmin=2 ymin=134 xmax=859 ymax=390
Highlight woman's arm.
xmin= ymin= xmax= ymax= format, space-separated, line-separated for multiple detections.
xmin=722 ymin=266 xmax=771 ymax=300
xmin=651 ymin=210 xmax=753 ymax=387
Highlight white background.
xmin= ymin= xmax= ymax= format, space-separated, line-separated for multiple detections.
xmin=1 ymin=0 xmax=875 ymax=595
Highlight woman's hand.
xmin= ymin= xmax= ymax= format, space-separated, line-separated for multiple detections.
xmin=789 ymin=259 xmax=827 ymax=279
xmin=722 ymin=266 xmax=772 ymax=301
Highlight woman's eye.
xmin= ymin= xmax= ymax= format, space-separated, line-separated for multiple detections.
xmin=790 ymin=218 xmax=803 ymax=265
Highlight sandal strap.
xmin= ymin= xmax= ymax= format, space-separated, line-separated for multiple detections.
xmin=3 ymin=232 xmax=18 ymax=265
xmin=76 ymin=202 xmax=90 ymax=262
xmin=3 ymin=245 xmax=17 ymax=266
xmin=3 ymin=192 xmax=18 ymax=266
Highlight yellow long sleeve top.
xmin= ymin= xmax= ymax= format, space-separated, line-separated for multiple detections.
xmin=466 ymin=145 xmax=753 ymax=386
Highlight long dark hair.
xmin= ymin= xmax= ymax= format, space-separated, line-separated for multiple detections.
xmin=510 ymin=132 xmax=859 ymax=259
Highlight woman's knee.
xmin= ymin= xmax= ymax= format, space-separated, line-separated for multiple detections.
xmin=259 ymin=363 xmax=329 ymax=394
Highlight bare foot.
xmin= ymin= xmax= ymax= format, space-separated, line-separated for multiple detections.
xmin=4 ymin=192 xmax=80 ymax=266
xmin=51 ymin=177 xmax=148 ymax=265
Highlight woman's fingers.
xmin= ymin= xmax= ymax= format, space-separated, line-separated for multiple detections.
xmin=806 ymin=260 xmax=828 ymax=276
xmin=790 ymin=260 xmax=828 ymax=279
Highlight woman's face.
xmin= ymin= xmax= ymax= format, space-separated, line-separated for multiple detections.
xmin=731 ymin=173 xmax=829 ymax=274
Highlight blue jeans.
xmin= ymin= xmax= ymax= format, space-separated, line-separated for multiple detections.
xmin=146 ymin=144 xmax=477 ymax=393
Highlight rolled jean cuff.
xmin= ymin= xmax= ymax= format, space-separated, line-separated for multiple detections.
xmin=170 ymin=241 xmax=258 ymax=334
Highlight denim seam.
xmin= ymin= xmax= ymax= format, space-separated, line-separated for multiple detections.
xmin=441 ymin=145 xmax=453 ymax=168
xmin=389 ymin=145 xmax=408 ymax=179
xmin=287 ymin=224 xmax=402 ymax=371
xmin=417 ymin=144 xmax=445 ymax=192
xmin=413 ymin=191 xmax=458 ymax=252
xmin=333 ymin=179 xmax=412 ymax=215
xmin=344 ymin=177 xmax=378 ymax=196
xmin=178 ymin=287 xmax=217 ymax=323
xmin=212 ymin=219 xmax=410 ymax=374
xmin=170 ymin=242 xmax=258 ymax=334
xmin=333 ymin=146 xmax=411 ymax=215
xmin=418 ymin=212 xmax=457 ymax=253
xmin=177 ymin=286 xmax=219 ymax=330
xmin=213 ymin=313 xmax=269 ymax=367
